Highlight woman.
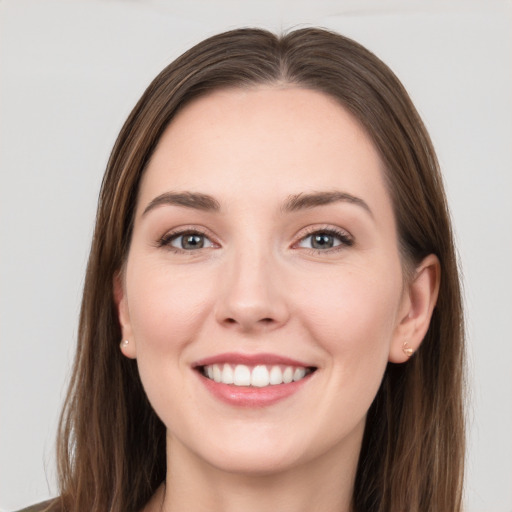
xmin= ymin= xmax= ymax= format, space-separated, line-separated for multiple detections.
xmin=23 ymin=27 xmax=465 ymax=512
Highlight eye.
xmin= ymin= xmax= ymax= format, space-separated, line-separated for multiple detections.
xmin=160 ymin=230 xmax=215 ymax=251
xmin=297 ymin=228 xmax=353 ymax=251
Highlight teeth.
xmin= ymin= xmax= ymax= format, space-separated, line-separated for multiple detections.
xmin=269 ymin=365 xmax=283 ymax=385
xmin=233 ymin=365 xmax=251 ymax=386
xmin=221 ymin=363 xmax=234 ymax=384
xmin=293 ymin=367 xmax=306 ymax=381
xmin=283 ymin=366 xmax=293 ymax=384
xmin=202 ymin=363 xmax=311 ymax=387
xmin=251 ymin=365 xmax=270 ymax=387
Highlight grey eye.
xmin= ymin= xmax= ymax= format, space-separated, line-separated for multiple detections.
xmin=310 ymin=233 xmax=336 ymax=249
xmin=170 ymin=233 xmax=213 ymax=250
xmin=298 ymin=231 xmax=344 ymax=250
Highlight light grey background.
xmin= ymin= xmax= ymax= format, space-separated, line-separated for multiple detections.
xmin=1 ymin=1 xmax=511 ymax=511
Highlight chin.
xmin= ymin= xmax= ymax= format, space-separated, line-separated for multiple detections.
xmin=202 ymin=447 xmax=304 ymax=477
xmin=168 ymin=424 xmax=309 ymax=477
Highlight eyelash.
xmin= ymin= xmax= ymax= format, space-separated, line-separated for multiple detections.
xmin=157 ymin=227 xmax=215 ymax=254
xmin=295 ymin=226 xmax=354 ymax=254
xmin=157 ymin=226 xmax=354 ymax=255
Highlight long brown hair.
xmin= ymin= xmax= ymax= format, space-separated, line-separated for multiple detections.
xmin=54 ymin=27 xmax=465 ymax=512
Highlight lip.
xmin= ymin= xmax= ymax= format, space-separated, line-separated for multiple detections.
xmin=192 ymin=352 xmax=317 ymax=408
xmin=192 ymin=352 xmax=313 ymax=368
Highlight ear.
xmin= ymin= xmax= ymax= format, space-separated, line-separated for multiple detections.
xmin=113 ymin=270 xmax=137 ymax=359
xmin=389 ymin=254 xmax=441 ymax=363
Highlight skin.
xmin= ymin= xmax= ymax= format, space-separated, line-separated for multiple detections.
xmin=115 ymin=87 xmax=440 ymax=512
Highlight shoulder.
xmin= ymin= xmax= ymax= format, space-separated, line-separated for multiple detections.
xmin=14 ymin=499 xmax=62 ymax=512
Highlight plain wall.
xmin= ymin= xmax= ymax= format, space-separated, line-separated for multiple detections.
xmin=1 ymin=1 xmax=511 ymax=510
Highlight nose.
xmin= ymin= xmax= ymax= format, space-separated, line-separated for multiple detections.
xmin=214 ymin=247 xmax=290 ymax=333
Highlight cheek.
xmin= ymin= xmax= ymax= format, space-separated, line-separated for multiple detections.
xmin=127 ymin=261 xmax=214 ymax=354
xmin=125 ymin=261 xmax=216 ymax=424
xmin=295 ymin=262 xmax=402 ymax=386
xmin=300 ymin=266 xmax=400 ymax=339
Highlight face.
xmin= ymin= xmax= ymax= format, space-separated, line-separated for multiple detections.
xmin=116 ymin=87 xmax=417 ymax=475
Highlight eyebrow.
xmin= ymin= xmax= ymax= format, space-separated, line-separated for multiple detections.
xmin=142 ymin=192 xmax=221 ymax=216
xmin=282 ymin=191 xmax=373 ymax=217
xmin=142 ymin=190 xmax=372 ymax=218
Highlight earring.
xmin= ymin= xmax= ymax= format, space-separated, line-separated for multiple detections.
xmin=402 ymin=341 xmax=414 ymax=358
xmin=120 ymin=339 xmax=129 ymax=349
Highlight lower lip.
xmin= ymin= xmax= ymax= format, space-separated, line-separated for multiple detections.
xmin=197 ymin=372 xmax=313 ymax=407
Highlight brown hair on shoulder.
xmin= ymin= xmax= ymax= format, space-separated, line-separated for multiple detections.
xmin=55 ymin=27 xmax=465 ymax=512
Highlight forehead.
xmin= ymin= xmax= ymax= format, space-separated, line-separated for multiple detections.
xmin=138 ymin=86 xmax=390 ymax=215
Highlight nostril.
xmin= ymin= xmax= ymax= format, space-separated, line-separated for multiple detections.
xmin=224 ymin=317 xmax=274 ymax=325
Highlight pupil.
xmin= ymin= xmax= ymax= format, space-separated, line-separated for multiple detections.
xmin=312 ymin=234 xmax=333 ymax=249
xmin=183 ymin=234 xmax=204 ymax=249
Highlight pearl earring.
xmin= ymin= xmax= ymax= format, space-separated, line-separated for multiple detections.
xmin=120 ymin=339 xmax=129 ymax=349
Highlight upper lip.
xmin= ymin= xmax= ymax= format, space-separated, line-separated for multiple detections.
xmin=192 ymin=352 xmax=315 ymax=368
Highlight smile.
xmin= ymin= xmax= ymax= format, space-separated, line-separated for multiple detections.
xmin=200 ymin=363 xmax=314 ymax=387
xmin=193 ymin=353 xmax=317 ymax=407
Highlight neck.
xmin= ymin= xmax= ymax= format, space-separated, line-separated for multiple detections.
xmin=145 ymin=427 xmax=362 ymax=512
